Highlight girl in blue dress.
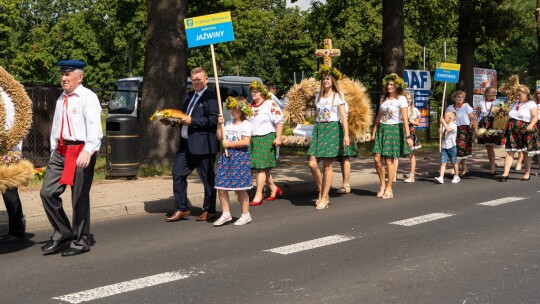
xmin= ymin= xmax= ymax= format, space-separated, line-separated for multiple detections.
xmin=214 ymin=97 xmax=254 ymax=226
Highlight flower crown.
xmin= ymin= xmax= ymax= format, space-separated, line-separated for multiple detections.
xmin=382 ymin=73 xmax=406 ymax=90
xmin=249 ymin=81 xmax=271 ymax=100
xmin=225 ymin=96 xmax=253 ymax=117
xmin=315 ymin=64 xmax=343 ymax=80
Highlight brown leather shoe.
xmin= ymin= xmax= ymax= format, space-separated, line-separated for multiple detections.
xmin=165 ymin=210 xmax=191 ymax=222
xmin=196 ymin=211 xmax=216 ymax=221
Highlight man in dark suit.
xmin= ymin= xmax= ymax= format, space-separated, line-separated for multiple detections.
xmin=165 ymin=67 xmax=220 ymax=222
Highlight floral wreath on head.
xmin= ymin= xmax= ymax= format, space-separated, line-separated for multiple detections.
xmin=315 ymin=64 xmax=343 ymax=80
xmin=225 ymin=96 xmax=253 ymax=117
xmin=249 ymin=81 xmax=271 ymax=100
xmin=382 ymin=73 xmax=406 ymax=90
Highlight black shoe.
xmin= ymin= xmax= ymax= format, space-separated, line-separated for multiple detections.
xmin=521 ymin=176 xmax=531 ymax=181
xmin=40 ymin=240 xmax=54 ymax=251
xmin=498 ymin=175 xmax=509 ymax=182
xmin=0 ymin=234 xmax=25 ymax=244
xmin=61 ymin=247 xmax=89 ymax=257
xmin=42 ymin=239 xmax=70 ymax=255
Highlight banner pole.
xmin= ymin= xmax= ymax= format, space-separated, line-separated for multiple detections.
xmin=439 ymin=81 xmax=448 ymax=152
xmin=210 ymin=43 xmax=228 ymax=156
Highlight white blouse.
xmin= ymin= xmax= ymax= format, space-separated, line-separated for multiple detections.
xmin=249 ymin=100 xmax=284 ymax=136
xmin=509 ymin=100 xmax=537 ymax=123
xmin=446 ymin=103 xmax=474 ymax=127
xmin=224 ymin=120 xmax=252 ymax=142
xmin=379 ymin=95 xmax=408 ymax=125
xmin=315 ymin=93 xmax=346 ymax=123
xmin=477 ymin=99 xmax=503 ymax=119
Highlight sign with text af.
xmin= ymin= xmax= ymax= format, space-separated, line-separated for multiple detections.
xmin=184 ymin=12 xmax=235 ymax=48
xmin=434 ymin=62 xmax=461 ymax=83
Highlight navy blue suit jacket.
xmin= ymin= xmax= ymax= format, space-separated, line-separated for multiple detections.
xmin=181 ymin=89 xmax=219 ymax=155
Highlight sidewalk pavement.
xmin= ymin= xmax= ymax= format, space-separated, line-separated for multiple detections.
xmin=1 ymin=146 xmax=507 ymax=233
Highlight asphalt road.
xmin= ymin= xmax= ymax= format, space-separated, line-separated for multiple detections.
xmin=1 ymin=173 xmax=540 ymax=304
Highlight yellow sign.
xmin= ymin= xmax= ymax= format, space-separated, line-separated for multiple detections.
xmin=437 ymin=62 xmax=461 ymax=71
xmin=184 ymin=12 xmax=232 ymax=29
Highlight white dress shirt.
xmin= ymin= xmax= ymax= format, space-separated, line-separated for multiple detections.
xmin=50 ymin=84 xmax=103 ymax=153
xmin=181 ymin=87 xmax=207 ymax=139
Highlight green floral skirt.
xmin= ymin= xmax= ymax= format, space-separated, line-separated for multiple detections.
xmin=250 ymin=132 xmax=277 ymax=169
xmin=372 ymin=123 xmax=411 ymax=158
xmin=307 ymin=122 xmax=356 ymax=158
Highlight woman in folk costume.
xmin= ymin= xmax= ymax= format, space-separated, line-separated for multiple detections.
xmin=307 ymin=65 xmax=352 ymax=209
xmin=446 ymin=90 xmax=478 ymax=176
xmin=214 ymin=97 xmax=253 ymax=226
xmin=498 ymin=85 xmax=539 ymax=181
xmin=371 ymin=73 xmax=413 ymax=199
xmin=475 ymin=86 xmax=503 ymax=174
xmin=395 ymin=91 xmax=422 ymax=183
xmin=248 ymin=81 xmax=284 ymax=206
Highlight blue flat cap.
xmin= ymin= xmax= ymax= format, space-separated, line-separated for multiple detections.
xmin=58 ymin=60 xmax=86 ymax=72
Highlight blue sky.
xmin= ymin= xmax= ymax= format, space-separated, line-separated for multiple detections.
xmin=286 ymin=0 xmax=327 ymax=11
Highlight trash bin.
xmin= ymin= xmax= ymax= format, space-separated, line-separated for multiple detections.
xmin=106 ymin=115 xmax=139 ymax=178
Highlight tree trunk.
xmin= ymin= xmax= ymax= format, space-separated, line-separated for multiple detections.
xmin=382 ymin=0 xmax=405 ymax=76
xmin=536 ymin=1 xmax=540 ymax=80
xmin=139 ymin=0 xmax=188 ymax=165
xmin=456 ymin=0 xmax=475 ymax=105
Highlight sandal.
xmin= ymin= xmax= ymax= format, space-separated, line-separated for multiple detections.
xmin=376 ymin=189 xmax=385 ymax=198
xmin=337 ymin=185 xmax=351 ymax=194
xmin=404 ymin=177 xmax=415 ymax=183
xmin=315 ymin=197 xmax=329 ymax=210
xmin=382 ymin=191 xmax=393 ymax=199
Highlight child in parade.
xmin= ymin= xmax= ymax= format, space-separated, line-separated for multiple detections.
xmin=435 ymin=112 xmax=460 ymax=184
xmin=214 ymin=97 xmax=253 ymax=226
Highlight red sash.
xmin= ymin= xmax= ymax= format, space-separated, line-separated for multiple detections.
xmin=57 ymin=143 xmax=85 ymax=186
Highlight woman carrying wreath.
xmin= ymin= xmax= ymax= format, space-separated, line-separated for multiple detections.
xmin=248 ymin=81 xmax=284 ymax=206
xmin=475 ymin=87 xmax=503 ymax=174
xmin=499 ymin=85 xmax=539 ymax=181
xmin=307 ymin=65 xmax=351 ymax=209
xmin=446 ymin=90 xmax=478 ymax=176
xmin=371 ymin=73 xmax=413 ymax=199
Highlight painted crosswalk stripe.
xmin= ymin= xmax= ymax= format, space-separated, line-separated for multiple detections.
xmin=478 ymin=196 xmax=526 ymax=206
xmin=390 ymin=213 xmax=454 ymax=227
xmin=264 ymin=234 xmax=355 ymax=255
xmin=53 ymin=271 xmax=191 ymax=303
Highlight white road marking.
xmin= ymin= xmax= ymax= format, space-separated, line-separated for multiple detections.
xmin=478 ymin=197 xmax=526 ymax=206
xmin=390 ymin=213 xmax=455 ymax=227
xmin=53 ymin=271 xmax=191 ymax=303
xmin=264 ymin=234 xmax=355 ymax=255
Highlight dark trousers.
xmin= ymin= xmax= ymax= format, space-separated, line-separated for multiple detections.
xmin=2 ymin=188 xmax=25 ymax=237
xmin=172 ymin=139 xmax=216 ymax=213
xmin=40 ymin=151 xmax=96 ymax=250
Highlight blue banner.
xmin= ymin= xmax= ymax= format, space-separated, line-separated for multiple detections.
xmin=184 ymin=12 xmax=235 ymax=48
xmin=434 ymin=62 xmax=461 ymax=83
xmin=404 ymin=70 xmax=432 ymax=130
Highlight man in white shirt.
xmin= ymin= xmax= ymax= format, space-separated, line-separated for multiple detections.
xmin=40 ymin=60 xmax=103 ymax=256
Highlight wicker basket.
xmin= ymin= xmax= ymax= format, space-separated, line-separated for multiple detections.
xmin=493 ymin=115 xmax=509 ymax=130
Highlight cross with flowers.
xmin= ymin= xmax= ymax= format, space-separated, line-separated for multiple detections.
xmin=315 ymin=38 xmax=341 ymax=67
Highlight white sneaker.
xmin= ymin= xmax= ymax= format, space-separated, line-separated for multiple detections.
xmin=434 ymin=176 xmax=444 ymax=184
xmin=452 ymin=175 xmax=461 ymax=184
xmin=234 ymin=215 xmax=252 ymax=226
xmin=213 ymin=214 xmax=232 ymax=226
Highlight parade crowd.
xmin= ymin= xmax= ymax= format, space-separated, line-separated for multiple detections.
xmin=1 ymin=61 xmax=539 ymax=258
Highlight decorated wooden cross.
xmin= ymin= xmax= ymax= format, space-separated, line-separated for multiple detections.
xmin=315 ymin=38 xmax=341 ymax=67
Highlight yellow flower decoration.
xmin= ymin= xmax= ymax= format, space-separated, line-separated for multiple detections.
xmin=315 ymin=64 xmax=343 ymax=80
xmin=225 ymin=96 xmax=253 ymax=117
xmin=249 ymin=81 xmax=271 ymax=100
xmin=382 ymin=73 xmax=407 ymax=90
